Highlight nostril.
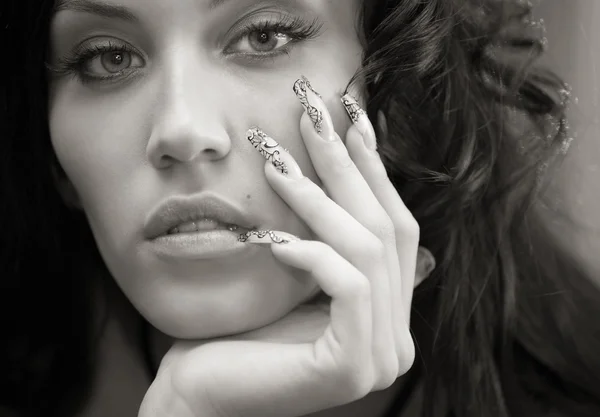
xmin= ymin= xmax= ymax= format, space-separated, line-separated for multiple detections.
xmin=202 ymin=148 xmax=219 ymax=156
xmin=146 ymin=128 xmax=232 ymax=168
xmin=154 ymin=154 xmax=178 ymax=169
xmin=152 ymin=148 xmax=222 ymax=169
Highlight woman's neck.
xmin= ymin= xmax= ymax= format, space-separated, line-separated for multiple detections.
xmin=76 ymin=273 xmax=155 ymax=417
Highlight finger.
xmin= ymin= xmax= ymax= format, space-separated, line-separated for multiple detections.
xmin=340 ymin=99 xmax=419 ymax=373
xmin=343 ymin=104 xmax=421 ymax=317
xmin=257 ymin=136 xmax=402 ymax=382
xmin=166 ymin=237 xmax=375 ymax=417
xmin=246 ymin=127 xmax=388 ymax=269
xmin=270 ymin=237 xmax=378 ymax=404
xmin=293 ymin=77 xmax=394 ymax=243
xmin=291 ymin=77 xmax=400 ymax=387
xmin=268 ymin=238 xmax=373 ymax=363
xmin=247 ymin=124 xmax=407 ymax=385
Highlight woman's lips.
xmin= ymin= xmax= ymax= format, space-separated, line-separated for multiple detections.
xmin=143 ymin=193 xmax=259 ymax=240
xmin=143 ymin=193 xmax=263 ymax=261
xmin=166 ymin=218 xmax=244 ymax=235
xmin=148 ymin=228 xmax=256 ymax=261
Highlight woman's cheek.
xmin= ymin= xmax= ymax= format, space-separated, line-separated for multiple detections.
xmin=49 ymin=93 xmax=147 ymax=241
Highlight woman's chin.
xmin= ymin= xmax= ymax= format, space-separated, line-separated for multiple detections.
xmin=145 ymin=298 xmax=306 ymax=340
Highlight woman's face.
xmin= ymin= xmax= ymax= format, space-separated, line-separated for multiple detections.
xmin=47 ymin=0 xmax=363 ymax=338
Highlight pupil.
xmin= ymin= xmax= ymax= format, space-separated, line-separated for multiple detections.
xmin=111 ymin=53 xmax=123 ymax=65
xmin=257 ymin=32 xmax=270 ymax=44
xmin=100 ymin=51 xmax=129 ymax=73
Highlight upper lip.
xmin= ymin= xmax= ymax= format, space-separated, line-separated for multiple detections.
xmin=144 ymin=193 xmax=257 ymax=240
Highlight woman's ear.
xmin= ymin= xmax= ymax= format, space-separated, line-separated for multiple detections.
xmin=376 ymin=110 xmax=388 ymax=141
xmin=415 ymin=246 xmax=436 ymax=288
xmin=51 ymin=162 xmax=82 ymax=210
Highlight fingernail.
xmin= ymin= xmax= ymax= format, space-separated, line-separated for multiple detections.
xmin=246 ymin=127 xmax=304 ymax=180
xmin=238 ymin=230 xmax=301 ymax=245
xmin=293 ymin=76 xmax=335 ymax=141
xmin=341 ymin=93 xmax=377 ymax=150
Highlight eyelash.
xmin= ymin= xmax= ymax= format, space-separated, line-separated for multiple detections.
xmin=226 ymin=15 xmax=322 ymax=58
xmin=46 ymin=15 xmax=323 ymax=85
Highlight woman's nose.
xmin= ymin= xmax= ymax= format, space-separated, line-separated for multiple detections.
xmin=146 ymin=67 xmax=232 ymax=169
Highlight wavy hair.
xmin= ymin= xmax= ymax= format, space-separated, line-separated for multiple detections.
xmin=350 ymin=1 xmax=600 ymax=416
xmin=1 ymin=0 xmax=599 ymax=416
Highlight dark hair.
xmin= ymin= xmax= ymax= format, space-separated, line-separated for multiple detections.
xmin=351 ymin=1 xmax=600 ymax=416
xmin=1 ymin=1 xmax=101 ymax=416
xmin=1 ymin=1 xmax=599 ymax=417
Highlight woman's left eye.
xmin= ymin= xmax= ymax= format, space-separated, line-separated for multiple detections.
xmin=230 ymin=29 xmax=294 ymax=54
xmin=224 ymin=16 xmax=322 ymax=58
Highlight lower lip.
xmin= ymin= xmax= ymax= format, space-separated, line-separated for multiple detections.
xmin=148 ymin=229 xmax=255 ymax=261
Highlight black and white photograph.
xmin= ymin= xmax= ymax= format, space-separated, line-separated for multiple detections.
xmin=1 ymin=0 xmax=599 ymax=416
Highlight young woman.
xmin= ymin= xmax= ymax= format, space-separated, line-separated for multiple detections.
xmin=1 ymin=0 xmax=599 ymax=416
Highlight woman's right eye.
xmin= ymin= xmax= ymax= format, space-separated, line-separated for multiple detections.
xmin=47 ymin=40 xmax=146 ymax=84
xmin=82 ymin=49 xmax=143 ymax=76
xmin=73 ymin=43 xmax=145 ymax=83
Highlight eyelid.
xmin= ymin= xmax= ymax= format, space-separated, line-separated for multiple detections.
xmin=222 ymin=9 xmax=285 ymax=41
xmin=221 ymin=10 xmax=319 ymax=46
xmin=72 ymin=37 xmax=144 ymax=62
xmin=52 ymin=38 xmax=146 ymax=84
xmin=222 ymin=14 xmax=322 ymax=58
xmin=85 ymin=47 xmax=144 ymax=74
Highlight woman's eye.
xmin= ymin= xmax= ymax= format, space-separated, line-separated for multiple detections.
xmin=83 ymin=50 xmax=143 ymax=76
xmin=231 ymin=30 xmax=293 ymax=54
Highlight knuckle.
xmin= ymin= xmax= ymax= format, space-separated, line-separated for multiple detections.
xmin=311 ymin=240 xmax=335 ymax=260
xmin=369 ymin=215 xmax=396 ymax=245
xmin=342 ymin=272 xmax=372 ymax=302
xmin=397 ymin=341 xmax=416 ymax=376
xmin=405 ymin=217 xmax=420 ymax=240
xmin=296 ymin=181 xmax=328 ymax=212
xmin=373 ymin=350 xmax=399 ymax=390
xmin=346 ymin=231 xmax=385 ymax=264
xmin=354 ymin=234 xmax=387 ymax=264
xmin=297 ymin=176 xmax=327 ymax=199
xmin=371 ymin=165 xmax=395 ymax=191
xmin=382 ymin=357 xmax=400 ymax=389
xmin=376 ymin=369 xmax=399 ymax=391
xmin=327 ymin=147 xmax=355 ymax=175
xmin=396 ymin=216 xmax=420 ymax=242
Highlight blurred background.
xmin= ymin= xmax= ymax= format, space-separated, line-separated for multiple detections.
xmin=533 ymin=0 xmax=599 ymax=280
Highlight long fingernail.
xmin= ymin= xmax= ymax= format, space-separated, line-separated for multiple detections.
xmin=238 ymin=230 xmax=300 ymax=245
xmin=341 ymin=93 xmax=377 ymax=150
xmin=293 ymin=76 xmax=334 ymax=140
xmin=246 ymin=127 xmax=304 ymax=180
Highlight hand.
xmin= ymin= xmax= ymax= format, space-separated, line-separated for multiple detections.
xmin=138 ymin=79 xmax=434 ymax=417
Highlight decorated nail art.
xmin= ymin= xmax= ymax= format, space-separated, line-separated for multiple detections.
xmin=246 ymin=127 xmax=288 ymax=175
xmin=293 ymin=76 xmax=324 ymax=134
xmin=340 ymin=93 xmax=366 ymax=123
xmin=238 ymin=230 xmax=300 ymax=245
xmin=246 ymin=127 xmax=304 ymax=179
xmin=340 ymin=93 xmax=377 ymax=150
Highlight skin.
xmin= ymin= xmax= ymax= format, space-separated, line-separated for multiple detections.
xmin=48 ymin=0 xmax=364 ymax=339
xmin=47 ymin=0 xmax=430 ymax=415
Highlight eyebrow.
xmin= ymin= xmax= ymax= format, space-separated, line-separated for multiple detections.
xmin=53 ymin=0 xmax=234 ymax=21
